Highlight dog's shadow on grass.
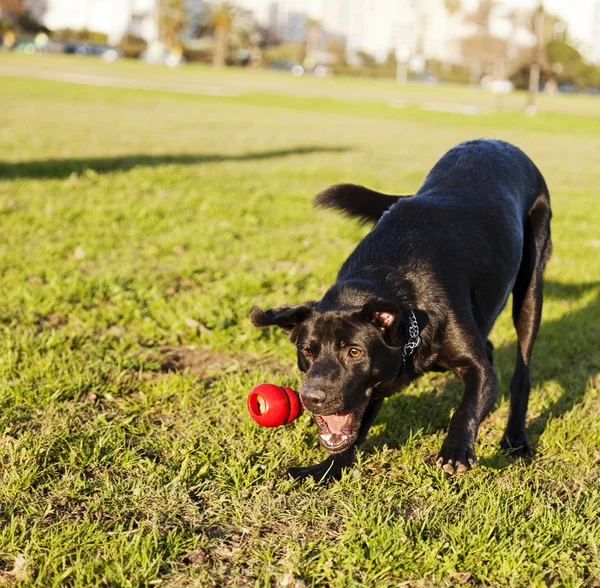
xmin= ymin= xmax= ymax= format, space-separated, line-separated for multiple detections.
xmin=0 ymin=146 xmax=350 ymax=180
xmin=365 ymin=279 xmax=600 ymax=469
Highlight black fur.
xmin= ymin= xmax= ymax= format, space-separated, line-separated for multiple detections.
xmin=314 ymin=183 xmax=411 ymax=224
xmin=250 ymin=139 xmax=552 ymax=481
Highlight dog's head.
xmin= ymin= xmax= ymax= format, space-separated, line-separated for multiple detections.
xmin=249 ymin=299 xmax=407 ymax=453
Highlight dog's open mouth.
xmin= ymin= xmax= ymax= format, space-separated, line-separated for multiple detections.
xmin=314 ymin=412 xmax=358 ymax=452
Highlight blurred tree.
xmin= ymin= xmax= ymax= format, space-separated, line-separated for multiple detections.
xmin=52 ymin=27 xmax=106 ymax=42
xmin=460 ymin=0 xmax=505 ymax=80
xmin=460 ymin=35 xmax=506 ymax=79
xmin=303 ymin=17 xmax=321 ymax=61
xmin=254 ymin=24 xmax=281 ymax=50
xmin=118 ymin=32 xmax=148 ymax=58
xmin=525 ymin=3 xmax=544 ymax=110
xmin=356 ymin=50 xmax=376 ymax=68
xmin=385 ymin=47 xmax=396 ymax=68
xmin=228 ymin=10 xmax=255 ymax=54
xmin=437 ymin=0 xmax=461 ymax=77
xmin=465 ymin=0 xmax=495 ymax=27
xmin=1 ymin=0 xmax=49 ymax=32
xmin=212 ymin=2 xmax=235 ymax=68
xmin=325 ymin=37 xmax=346 ymax=65
xmin=263 ymin=42 xmax=299 ymax=64
xmin=22 ymin=0 xmax=46 ymax=24
xmin=546 ymin=37 xmax=600 ymax=87
xmin=509 ymin=10 xmax=600 ymax=90
xmin=159 ymin=0 xmax=187 ymax=49
xmin=444 ymin=0 xmax=461 ymax=15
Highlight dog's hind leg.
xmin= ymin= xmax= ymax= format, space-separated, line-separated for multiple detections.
xmin=501 ymin=186 xmax=552 ymax=458
xmin=485 ymin=339 xmax=494 ymax=365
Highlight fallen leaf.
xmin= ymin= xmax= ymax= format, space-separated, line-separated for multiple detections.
xmin=184 ymin=317 xmax=212 ymax=335
xmin=449 ymin=571 xmax=472 ymax=584
xmin=72 ymin=247 xmax=86 ymax=260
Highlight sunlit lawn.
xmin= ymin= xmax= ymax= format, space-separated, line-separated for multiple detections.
xmin=0 ymin=55 xmax=599 ymax=586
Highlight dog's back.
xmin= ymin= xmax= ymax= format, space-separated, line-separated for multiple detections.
xmin=316 ymin=139 xmax=548 ymax=227
xmin=316 ymin=139 xmax=551 ymax=338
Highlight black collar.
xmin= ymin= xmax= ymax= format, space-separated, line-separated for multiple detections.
xmin=374 ymin=310 xmax=422 ymax=392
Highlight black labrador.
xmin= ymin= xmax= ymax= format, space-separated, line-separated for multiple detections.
xmin=250 ymin=139 xmax=552 ymax=481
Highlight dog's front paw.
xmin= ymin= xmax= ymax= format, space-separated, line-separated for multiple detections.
xmin=287 ymin=456 xmax=347 ymax=483
xmin=436 ymin=438 xmax=477 ymax=474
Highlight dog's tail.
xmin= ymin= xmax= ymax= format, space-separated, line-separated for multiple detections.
xmin=314 ymin=183 xmax=410 ymax=224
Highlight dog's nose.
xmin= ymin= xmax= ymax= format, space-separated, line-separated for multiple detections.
xmin=301 ymin=388 xmax=327 ymax=405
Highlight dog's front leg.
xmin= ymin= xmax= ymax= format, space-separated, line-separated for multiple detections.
xmin=287 ymin=397 xmax=383 ymax=483
xmin=286 ymin=447 xmax=355 ymax=482
xmin=437 ymin=351 xmax=497 ymax=474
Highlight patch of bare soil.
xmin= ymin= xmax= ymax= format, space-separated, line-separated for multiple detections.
xmin=34 ymin=313 xmax=69 ymax=330
xmin=0 ymin=554 xmax=31 ymax=585
xmin=159 ymin=345 xmax=289 ymax=379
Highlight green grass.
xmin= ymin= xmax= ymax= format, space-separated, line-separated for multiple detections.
xmin=1 ymin=54 xmax=599 ymax=587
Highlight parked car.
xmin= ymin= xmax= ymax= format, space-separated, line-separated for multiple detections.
xmin=557 ymin=83 xmax=577 ymax=94
xmin=11 ymin=38 xmax=36 ymax=54
xmin=64 ymin=42 xmax=120 ymax=61
xmin=411 ymin=70 xmax=440 ymax=85
xmin=42 ymin=39 xmax=67 ymax=54
xmin=583 ymin=86 xmax=600 ymax=95
xmin=268 ymin=60 xmax=303 ymax=75
xmin=268 ymin=60 xmax=331 ymax=78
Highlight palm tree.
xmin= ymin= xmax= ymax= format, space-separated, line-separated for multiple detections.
xmin=444 ymin=0 xmax=461 ymax=16
xmin=159 ymin=0 xmax=187 ymax=49
xmin=212 ymin=2 xmax=235 ymax=68
xmin=304 ymin=18 xmax=321 ymax=62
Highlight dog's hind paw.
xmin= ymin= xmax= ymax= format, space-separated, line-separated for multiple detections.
xmin=436 ymin=439 xmax=477 ymax=475
xmin=500 ymin=434 xmax=532 ymax=460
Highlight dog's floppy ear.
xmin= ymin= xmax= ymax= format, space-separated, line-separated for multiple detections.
xmin=249 ymin=302 xmax=315 ymax=339
xmin=360 ymin=299 xmax=402 ymax=346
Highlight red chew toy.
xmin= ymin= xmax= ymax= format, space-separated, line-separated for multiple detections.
xmin=247 ymin=383 xmax=303 ymax=427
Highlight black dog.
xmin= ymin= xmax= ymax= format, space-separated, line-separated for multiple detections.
xmin=250 ymin=139 xmax=552 ymax=481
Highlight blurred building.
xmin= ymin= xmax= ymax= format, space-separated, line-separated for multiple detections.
xmin=233 ymin=0 xmax=600 ymax=65
xmin=4 ymin=0 xmax=599 ymax=66
xmin=17 ymin=0 xmax=160 ymax=44
xmin=234 ymin=0 xmax=535 ymax=65
xmin=0 ymin=0 xmax=28 ymax=22
xmin=513 ymin=0 xmax=600 ymax=65
xmin=0 ymin=0 xmax=23 ymax=17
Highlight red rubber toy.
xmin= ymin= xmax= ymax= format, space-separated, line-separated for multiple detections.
xmin=247 ymin=383 xmax=303 ymax=427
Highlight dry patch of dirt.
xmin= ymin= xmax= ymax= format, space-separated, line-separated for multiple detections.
xmin=159 ymin=345 xmax=290 ymax=379
xmin=34 ymin=313 xmax=69 ymax=330
xmin=0 ymin=554 xmax=31 ymax=585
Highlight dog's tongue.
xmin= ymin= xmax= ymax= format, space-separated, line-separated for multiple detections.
xmin=322 ymin=413 xmax=351 ymax=434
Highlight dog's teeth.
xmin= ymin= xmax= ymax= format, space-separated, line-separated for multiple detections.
xmin=321 ymin=434 xmax=332 ymax=442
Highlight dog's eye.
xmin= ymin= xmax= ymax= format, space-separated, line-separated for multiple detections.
xmin=302 ymin=348 xmax=313 ymax=357
xmin=348 ymin=348 xmax=362 ymax=358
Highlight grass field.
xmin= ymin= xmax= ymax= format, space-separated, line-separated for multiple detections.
xmin=1 ymin=54 xmax=599 ymax=586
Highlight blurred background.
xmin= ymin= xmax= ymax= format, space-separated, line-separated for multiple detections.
xmin=1 ymin=2 xmax=600 ymax=585
xmin=1 ymin=0 xmax=600 ymax=107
